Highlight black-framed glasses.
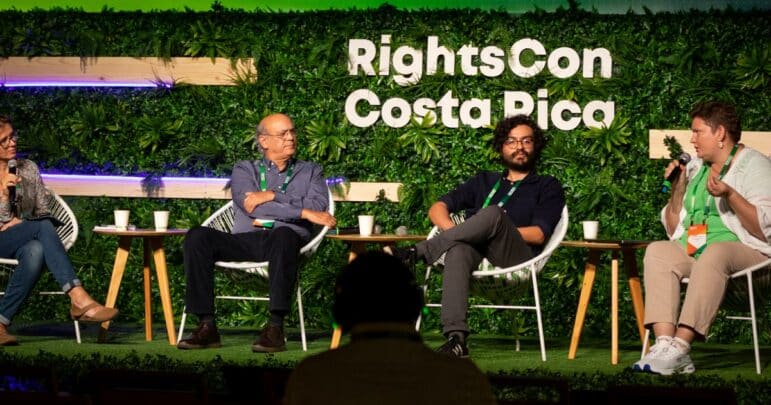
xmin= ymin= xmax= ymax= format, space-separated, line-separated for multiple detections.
xmin=503 ymin=136 xmax=534 ymax=147
xmin=0 ymin=131 xmax=17 ymax=148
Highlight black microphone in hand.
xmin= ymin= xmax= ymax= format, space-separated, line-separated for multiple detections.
xmin=661 ymin=153 xmax=691 ymax=193
xmin=7 ymin=159 xmax=17 ymax=215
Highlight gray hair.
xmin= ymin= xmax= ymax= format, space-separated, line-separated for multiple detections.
xmin=254 ymin=123 xmax=266 ymax=155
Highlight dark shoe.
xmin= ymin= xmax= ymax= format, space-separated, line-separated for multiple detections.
xmin=177 ymin=322 xmax=222 ymax=350
xmin=252 ymin=324 xmax=286 ymax=353
xmin=70 ymin=302 xmax=119 ymax=323
xmin=436 ymin=336 xmax=469 ymax=358
xmin=383 ymin=245 xmax=419 ymax=270
xmin=0 ymin=328 xmax=18 ymax=346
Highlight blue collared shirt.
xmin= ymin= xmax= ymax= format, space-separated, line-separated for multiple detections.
xmin=230 ymin=158 xmax=329 ymax=241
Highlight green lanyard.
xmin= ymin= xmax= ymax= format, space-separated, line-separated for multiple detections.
xmin=482 ymin=178 xmax=521 ymax=208
xmin=258 ymin=161 xmax=294 ymax=193
xmin=687 ymin=144 xmax=739 ymax=225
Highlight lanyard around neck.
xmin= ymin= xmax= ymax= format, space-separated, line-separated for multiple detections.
xmin=688 ymin=144 xmax=739 ymax=223
xmin=258 ymin=161 xmax=294 ymax=193
xmin=482 ymin=177 xmax=521 ymax=208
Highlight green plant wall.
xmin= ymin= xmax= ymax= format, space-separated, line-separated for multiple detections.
xmin=0 ymin=5 xmax=769 ymax=344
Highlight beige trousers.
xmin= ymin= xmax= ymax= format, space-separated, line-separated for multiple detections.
xmin=642 ymin=240 xmax=768 ymax=338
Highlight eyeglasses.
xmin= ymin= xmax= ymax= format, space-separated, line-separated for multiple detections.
xmin=263 ymin=128 xmax=298 ymax=139
xmin=0 ymin=132 xmax=17 ymax=148
xmin=503 ymin=136 xmax=534 ymax=147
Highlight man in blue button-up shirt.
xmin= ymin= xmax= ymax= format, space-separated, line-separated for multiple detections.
xmin=178 ymin=113 xmax=336 ymax=353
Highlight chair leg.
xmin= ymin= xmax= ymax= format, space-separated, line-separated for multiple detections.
xmin=531 ymin=265 xmax=546 ymax=362
xmin=177 ymin=307 xmax=187 ymax=345
xmin=415 ymin=265 xmax=434 ymax=331
xmin=747 ymin=274 xmax=761 ymax=375
xmin=641 ymin=329 xmax=650 ymax=360
xmin=74 ymin=320 xmax=81 ymax=344
xmin=297 ymin=286 xmax=307 ymax=352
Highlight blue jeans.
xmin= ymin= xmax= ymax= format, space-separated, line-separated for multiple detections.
xmin=0 ymin=219 xmax=81 ymax=325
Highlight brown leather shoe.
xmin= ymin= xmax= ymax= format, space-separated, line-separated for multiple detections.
xmin=251 ymin=324 xmax=286 ymax=353
xmin=0 ymin=327 xmax=18 ymax=346
xmin=177 ymin=322 xmax=222 ymax=350
xmin=70 ymin=302 xmax=119 ymax=322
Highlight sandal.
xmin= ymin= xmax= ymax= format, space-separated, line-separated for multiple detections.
xmin=70 ymin=302 xmax=119 ymax=322
xmin=0 ymin=329 xmax=18 ymax=346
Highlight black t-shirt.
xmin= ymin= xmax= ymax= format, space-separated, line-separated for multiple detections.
xmin=438 ymin=170 xmax=565 ymax=253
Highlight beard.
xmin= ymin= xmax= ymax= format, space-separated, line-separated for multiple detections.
xmin=502 ymin=150 xmax=536 ymax=172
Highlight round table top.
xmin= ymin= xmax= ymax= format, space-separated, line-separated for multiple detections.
xmin=92 ymin=227 xmax=188 ymax=237
xmin=325 ymin=233 xmax=427 ymax=242
xmin=561 ymin=239 xmax=653 ymax=250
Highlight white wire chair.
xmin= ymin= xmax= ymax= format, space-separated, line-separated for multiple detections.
xmin=0 ymin=190 xmax=82 ymax=342
xmin=177 ymin=189 xmax=335 ymax=351
xmin=640 ymin=257 xmax=771 ymax=374
xmin=418 ymin=206 xmax=568 ymax=361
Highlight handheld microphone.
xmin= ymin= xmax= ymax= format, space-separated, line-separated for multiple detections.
xmin=661 ymin=153 xmax=691 ymax=193
xmin=7 ymin=159 xmax=17 ymax=215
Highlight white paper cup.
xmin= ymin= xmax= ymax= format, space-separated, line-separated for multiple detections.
xmin=114 ymin=210 xmax=130 ymax=231
xmin=153 ymin=210 xmax=170 ymax=231
xmin=582 ymin=220 xmax=599 ymax=240
xmin=358 ymin=215 xmax=374 ymax=237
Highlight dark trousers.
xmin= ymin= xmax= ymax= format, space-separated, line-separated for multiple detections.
xmin=182 ymin=225 xmax=302 ymax=316
xmin=417 ymin=206 xmax=533 ymax=334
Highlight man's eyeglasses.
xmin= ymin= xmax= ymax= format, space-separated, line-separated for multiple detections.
xmin=0 ymin=132 xmax=18 ymax=148
xmin=503 ymin=136 xmax=534 ymax=147
xmin=263 ymin=128 xmax=298 ymax=139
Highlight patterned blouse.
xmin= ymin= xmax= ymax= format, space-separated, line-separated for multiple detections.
xmin=0 ymin=159 xmax=51 ymax=225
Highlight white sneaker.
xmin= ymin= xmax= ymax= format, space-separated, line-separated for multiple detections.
xmin=644 ymin=344 xmax=696 ymax=375
xmin=632 ymin=337 xmax=671 ymax=372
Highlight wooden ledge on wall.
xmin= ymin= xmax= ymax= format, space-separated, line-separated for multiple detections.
xmin=648 ymin=129 xmax=771 ymax=159
xmin=0 ymin=57 xmax=255 ymax=86
xmin=41 ymin=174 xmax=402 ymax=202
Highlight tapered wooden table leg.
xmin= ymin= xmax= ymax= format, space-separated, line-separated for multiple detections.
xmin=568 ymin=250 xmax=600 ymax=359
xmin=143 ymin=241 xmax=153 ymax=341
xmin=99 ymin=236 xmax=131 ymax=342
xmin=150 ymin=237 xmax=177 ymax=345
xmin=623 ymin=249 xmax=647 ymax=345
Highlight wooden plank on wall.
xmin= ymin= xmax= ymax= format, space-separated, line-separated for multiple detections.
xmin=648 ymin=130 xmax=771 ymax=159
xmin=0 ymin=57 xmax=255 ymax=86
xmin=41 ymin=174 xmax=402 ymax=202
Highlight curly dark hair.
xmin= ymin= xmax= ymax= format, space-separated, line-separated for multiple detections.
xmin=0 ymin=115 xmax=11 ymax=126
xmin=492 ymin=114 xmax=546 ymax=160
xmin=689 ymin=101 xmax=741 ymax=143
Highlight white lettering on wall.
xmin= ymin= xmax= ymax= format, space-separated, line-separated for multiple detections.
xmin=345 ymin=36 xmax=615 ymax=129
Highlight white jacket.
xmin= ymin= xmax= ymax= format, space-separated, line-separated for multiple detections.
xmin=663 ymin=146 xmax=771 ymax=257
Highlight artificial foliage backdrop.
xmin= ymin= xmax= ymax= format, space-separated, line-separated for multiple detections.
xmin=0 ymin=4 xmax=769 ymax=344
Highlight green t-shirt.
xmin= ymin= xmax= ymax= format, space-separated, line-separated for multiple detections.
xmin=679 ymin=165 xmax=739 ymax=257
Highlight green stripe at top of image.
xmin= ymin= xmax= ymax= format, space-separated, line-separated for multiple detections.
xmin=2 ymin=0 xmax=770 ymax=13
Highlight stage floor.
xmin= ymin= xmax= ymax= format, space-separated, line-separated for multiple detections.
xmin=2 ymin=321 xmax=768 ymax=379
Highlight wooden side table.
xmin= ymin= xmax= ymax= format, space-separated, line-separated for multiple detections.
xmin=325 ymin=233 xmax=427 ymax=349
xmin=93 ymin=227 xmax=187 ymax=345
xmin=561 ymin=239 xmax=652 ymax=364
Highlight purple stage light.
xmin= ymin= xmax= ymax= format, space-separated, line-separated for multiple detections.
xmin=2 ymin=81 xmax=160 ymax=88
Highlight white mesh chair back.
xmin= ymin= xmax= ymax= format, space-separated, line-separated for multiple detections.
xmin=0 ymin=190 xmax=78 ymax=269
xmin=471 ymin=206 xmax=568 ymax=301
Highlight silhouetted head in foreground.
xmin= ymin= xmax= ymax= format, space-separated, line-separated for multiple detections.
xmin=333 ymin=251 xmax=424 ymax=333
